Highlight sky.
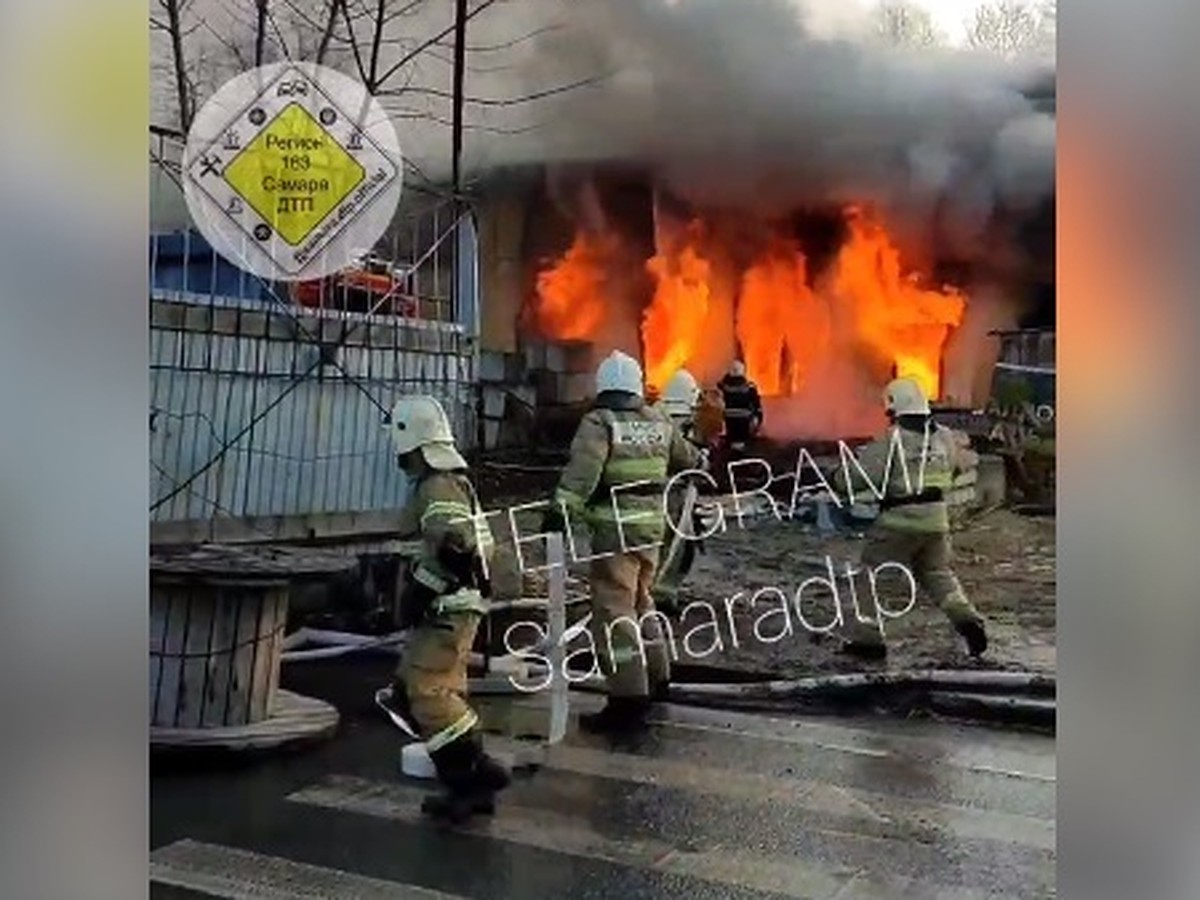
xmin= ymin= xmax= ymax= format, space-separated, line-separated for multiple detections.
xmin=805 ymin=0 xmax=993 ymax=46
xmin=918 ymin=0 xmax=982 ymax=43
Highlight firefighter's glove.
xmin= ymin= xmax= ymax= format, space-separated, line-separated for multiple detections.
xmin=541 ymin=505 xmax=567 ymax=535
xmin=398 ymin=576 xmax=438 ymax=630
xmin=436 ymin=532 xmax=476 ymax=587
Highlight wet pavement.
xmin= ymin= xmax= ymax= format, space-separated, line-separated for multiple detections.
xmin=151 ymin=658 xmax=1056 ymax=899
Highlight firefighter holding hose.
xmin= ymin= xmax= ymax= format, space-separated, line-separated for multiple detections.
xmin=542 ymin=351 xmax=701 ymax=734
xmin=381 ymin=395 xmax=511 ymax=823
xmin=829 ymin=377 xmax=989 ymax=660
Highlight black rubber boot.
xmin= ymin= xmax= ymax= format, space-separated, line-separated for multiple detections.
xmin=579 ymin=696 xmax=651 ymax=735
xmin=421 ymin=737 xmax=483 ymax=825
xmin=956 ymin=621 xmax=989 ymax=658
xmin=467 ymin=733 xmax=511 ymax=816
xmin=840 ymin=641 xmax=888 ymax=661
xmin=650 ymin=679 xmax=671 ymax=703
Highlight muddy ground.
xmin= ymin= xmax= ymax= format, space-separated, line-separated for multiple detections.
xmin=474 ymin=462 xmax=1056 ymax=678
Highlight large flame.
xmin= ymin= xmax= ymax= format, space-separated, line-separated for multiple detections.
xmin=527 ymin=205 xmax=967 ymax=418
xmin=527 ymin=231 xmax=611 ymax=341
xmin=832 ymin=208 xmax=966 ymax=399
xmin=737 ymin=236 xmax=831 ymax=396
xmin=641 ymin=227 xmax=713 ymax=392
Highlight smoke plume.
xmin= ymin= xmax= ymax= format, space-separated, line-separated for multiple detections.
xmin=429 ymin=0 xmax=1055 ymax=265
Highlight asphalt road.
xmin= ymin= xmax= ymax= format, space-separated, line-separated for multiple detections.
xmin=151 ymin=658 xmax=1056 ymax=899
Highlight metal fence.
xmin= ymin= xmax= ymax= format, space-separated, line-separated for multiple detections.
xmin=149 ymin=128 xmax=480 ymax=545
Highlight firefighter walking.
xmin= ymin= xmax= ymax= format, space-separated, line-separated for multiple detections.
xmin=831 ymin=377 xmax=989 ymax=660
xmin=651 ymin=368 xmax=710 ymax=615
xmin=384 ymin=395 xmax=511 ymax=823
xmin=543 ymin=351 xmax=701 ymax=734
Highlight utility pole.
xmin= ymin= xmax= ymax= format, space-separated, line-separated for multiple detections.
xmin=451 ymin=0 xmax=468 ymax=198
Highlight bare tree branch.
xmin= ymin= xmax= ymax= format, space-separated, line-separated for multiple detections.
xmin=315 ymin=0 xmax=340 ymax=63
xmin=373 ymin=0 xmax=503 ymax=90
xmin=376 ymin=71 xmax=612 ymax=106
xmin=367 ymin=0 xmax=387 ymax=87
xmin=338 ymin=0 xmax=370 ymax=84
xmin=965 ymin=0 xmax=1045 ymax=60
xmin=434 ymin=21 xmax=561 ymax=54
xmin=161 ymin=0 xmax=195 ymax=132
xmin=267 ymin=6 xmax=294 ymax=60
xmin=254 ymin=0 xmax=269 ymax=67
xmin=871 ymin=1 xmax=944 ymax=48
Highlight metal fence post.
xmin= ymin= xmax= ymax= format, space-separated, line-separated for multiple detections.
xmin=546 ymin=532 xmax=568 ymax=746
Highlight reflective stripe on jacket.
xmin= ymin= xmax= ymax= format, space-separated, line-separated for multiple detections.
xmin=833 ymin=424 xmax=964 ymax=534
xmin=556 ymin=400 xmax=699 ymax=553
xmin=404 ymin=470 xmax=494 ymax=615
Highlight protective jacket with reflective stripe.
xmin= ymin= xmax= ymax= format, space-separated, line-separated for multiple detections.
xmin=556 ymin=395 xmax=700 ymax=553
xmin=832 ymin=422 xmax=968 ymax=534
xmin=398 ymin=469 xmax=494 ymax=615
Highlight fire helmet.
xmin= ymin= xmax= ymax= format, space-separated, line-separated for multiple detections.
xmin=883 ymin=377 xmax=930 ymax=417
xmin=728 ymin=360 xmax=746 ymax=378
xmin=595 ymin=350 xmax=644 ymax=397
xmin=385 ymin=395 xmax=467 ymax=470
xmin=660 ymin=369 xmax=700 ymax=417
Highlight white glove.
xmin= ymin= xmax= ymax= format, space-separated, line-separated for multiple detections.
xmin=697 ymin=448 xmax=711 ymax=472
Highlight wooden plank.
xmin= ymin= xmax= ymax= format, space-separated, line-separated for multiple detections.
xmin=152 ymin=586 xmax=188 ymax=728
xmin=179 ymin=587 xmax=217 ymax=729
xmin=200 ymin=592 xmax=239 ymax=728
xmin=229 ymin=590 xmax=261 ymax=726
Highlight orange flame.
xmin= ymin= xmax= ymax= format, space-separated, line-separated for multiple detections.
xmin=528 ymin=231 xmax=611 ymax=341
xmin=527 ymin=206 xmax=967 ymax=408
xmin=832 ymin=208 xmax=965 ymax=399
xmin=737 ymin=237 xmax=832 ymax=396
xmin=641 ymin=228 xmax=713 ymax=392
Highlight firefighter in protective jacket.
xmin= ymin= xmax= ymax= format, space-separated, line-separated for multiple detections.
xmin=384 ymin=395 xmax=510 ymax=823
xmin=829 ymin=377 xmax=988 ymax=660
xmin=651 ymin=368 xmax=711 ymax=615
xmin=543 ymin=351 xmax=701 ymax=734
xmin=717 ymin=360 xmax=763 ymax=448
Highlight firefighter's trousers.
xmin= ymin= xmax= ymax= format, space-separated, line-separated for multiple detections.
xmin=396 ymin=612 xmax=481 ymax=752
xmin=589 ymin=547 xmax=671 ymax=697
xmin=846 ymin=526 xmax=984 ymax=646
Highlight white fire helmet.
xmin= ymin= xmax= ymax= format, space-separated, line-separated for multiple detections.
xmin=883 ymin=377 xmax=931 ymax=417
xmin=595 ymin=350 xmax=644 ymax=397
xmin=728 ymin=360 xmax=746 ymax=378
xmin=661 ymin=369 xmax=700 ymax=417
xmin=385 ymin=395 xmax=468 ymax=471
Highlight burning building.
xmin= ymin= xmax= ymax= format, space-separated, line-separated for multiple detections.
xmin=461 ymin=0 xmax=1055 ymax=443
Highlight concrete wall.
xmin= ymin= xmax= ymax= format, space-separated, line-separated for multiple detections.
xmin=475 ymin=190 xmax=530 ymax=354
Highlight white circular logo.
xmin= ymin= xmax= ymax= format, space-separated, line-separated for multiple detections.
xmin=182 ymin=62 xmax=403 ymax=282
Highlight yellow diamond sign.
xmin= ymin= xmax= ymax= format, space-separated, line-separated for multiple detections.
xmin=183 ymin=62 xmax=403 ymax=280
xmin=222 ymin=102 xmax=366 ymax=247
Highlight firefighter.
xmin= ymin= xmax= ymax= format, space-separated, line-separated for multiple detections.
xmin=651 ymin=368 xmax=710 ymax=615
xmin=717 ymin=360 xmax=763 ymax=450
xmin=384 ymin=395 xmax=511 ymax=823
xmin=830 ymin=377 xmax=988 ymax=660
xmin=543 ymin=351 xmax=701 ymax=734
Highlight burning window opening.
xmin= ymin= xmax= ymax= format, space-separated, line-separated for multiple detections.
xmin=524 ymin=202 xmax=974 ymax=438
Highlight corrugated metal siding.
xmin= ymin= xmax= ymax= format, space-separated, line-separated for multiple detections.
xmin=149 ymin=320 xmax=474 ymax=526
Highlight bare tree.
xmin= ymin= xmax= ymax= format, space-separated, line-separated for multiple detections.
xmin=871 ymin=1 xmax=944 ymax=49
xmin=1034 ymin=0 xmax=1056 ymax=58
xmin=965 ymin=1 xmax=1043 ymax=60
xmin=151 ymin=0 xmax=200 ymax=132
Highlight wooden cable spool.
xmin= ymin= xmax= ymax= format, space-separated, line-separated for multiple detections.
xmin=150 ymin=545 xmax=356 ymax=749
